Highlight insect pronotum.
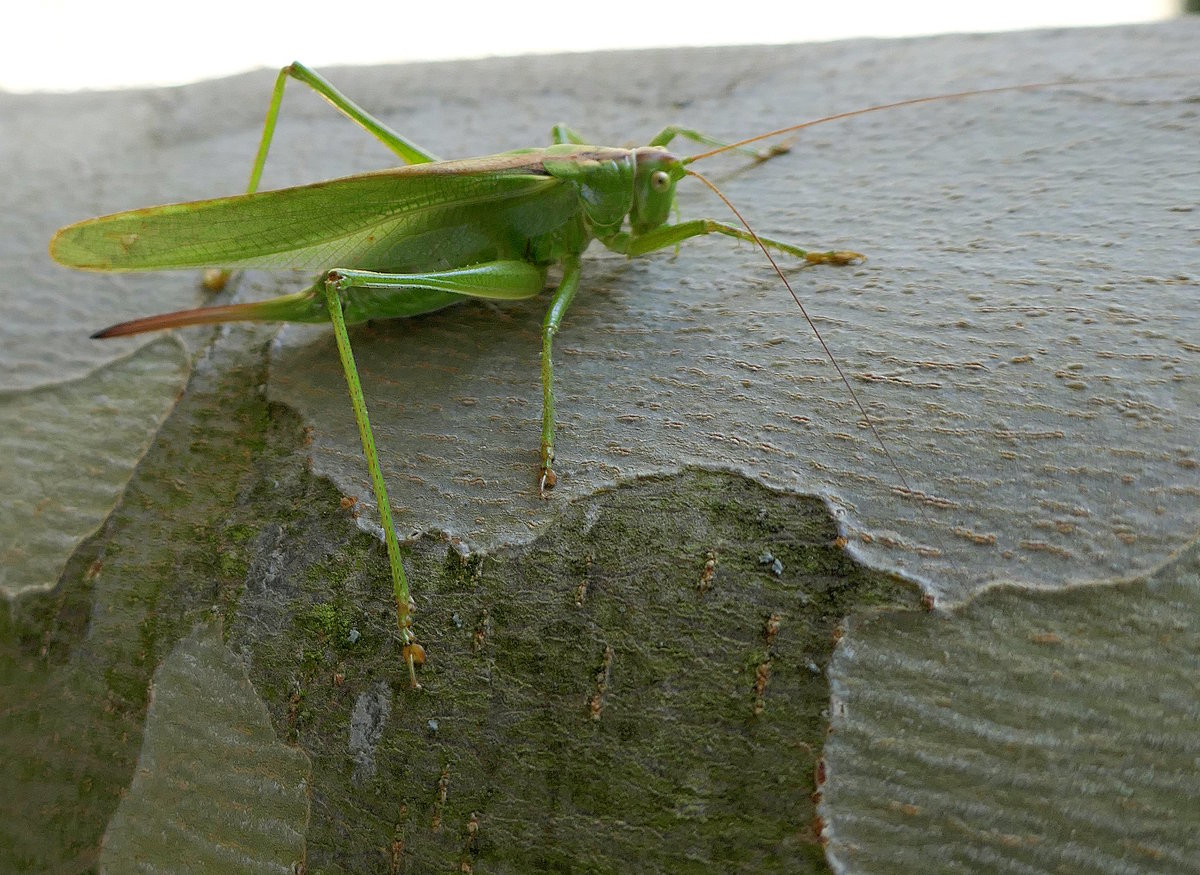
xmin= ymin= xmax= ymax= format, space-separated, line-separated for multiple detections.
xmin=50 ymin=62 xmax=1190 ymax=687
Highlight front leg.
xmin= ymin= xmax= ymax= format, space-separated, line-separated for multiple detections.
xmin=602 ymin=219 xmax=863 ymax=264
xmin=538 ymin=255 xmax=583 ymax=492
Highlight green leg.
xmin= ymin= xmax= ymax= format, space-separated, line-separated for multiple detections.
xmin=327 ymin=261 xmax=573 ymax=493
xmin=551 ymin=124 xmax=592 ymax=145
xmin=248 ymin=62 xmax=439 ymax=195
xmin=321 ymin=275 xmax=422 ymax=689
xmin=325 ymin=258 xmax=579 ymax=495
xmin=601 ymin=219 xmax=863 ymax=264
xmin=206 ymin=63 xmax=442 ymax=291
xmin=647 ymin=126 xmax=789 ymax=163
xmin=556 ymin=123 xmax=772 ymax=158
xmin=319 ymin=260 xmax=548 ymax=683
xmin=328 ymin=261 xmax=546 ymax=301
xmin=537 ymin=255 xmax=583 ymax=492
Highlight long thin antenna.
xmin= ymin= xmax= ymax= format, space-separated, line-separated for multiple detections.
xmin=681 ymin=76 xmax=1180 ymax=166
xmin=686 ymin=169 xmax=921 ymax=508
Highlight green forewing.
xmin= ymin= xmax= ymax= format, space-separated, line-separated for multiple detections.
xmin=51 ymin=155 xmax=566 ymax=274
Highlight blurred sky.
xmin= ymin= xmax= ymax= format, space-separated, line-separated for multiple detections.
xmin=3 ymin=0 xmax=1182 ymax=92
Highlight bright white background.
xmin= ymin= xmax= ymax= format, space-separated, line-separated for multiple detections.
xmin=2 ymin=0 xmax=1183 ymax=93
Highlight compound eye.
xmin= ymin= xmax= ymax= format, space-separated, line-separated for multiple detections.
xmin=649 ymin=170 xmax=671 ymax=192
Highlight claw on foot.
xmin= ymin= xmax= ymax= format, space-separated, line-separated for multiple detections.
xmin=806 ymin=250 xmax=866 ymax=266
xmin=401 ymin=642 xmax=426 ymax=666
xmin=752 ymin=140 xmax=793 ymax=162
xmin=401 ymin=642 xmax=425 ymax=690
xmin=397 ymin=594 xmax=423 ymax=689
xmin=538 ymin=439 xmax=557 ymax=495
xmin=202 ymin=268 xmax=232 ymax=291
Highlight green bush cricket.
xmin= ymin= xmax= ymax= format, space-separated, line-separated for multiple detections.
xmin=48 ymin=62 xmax=1170 ymax=688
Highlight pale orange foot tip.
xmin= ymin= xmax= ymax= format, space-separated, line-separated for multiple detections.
xmin=202 ymin=268 xmax=231 ymax=292
xmin=401 ymin=642 xmax=426 ymax=690
xmin=401 ymin=642 xmax=427 ymax=666
xmin=807 ymin=250 xmax=866 ymax=266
